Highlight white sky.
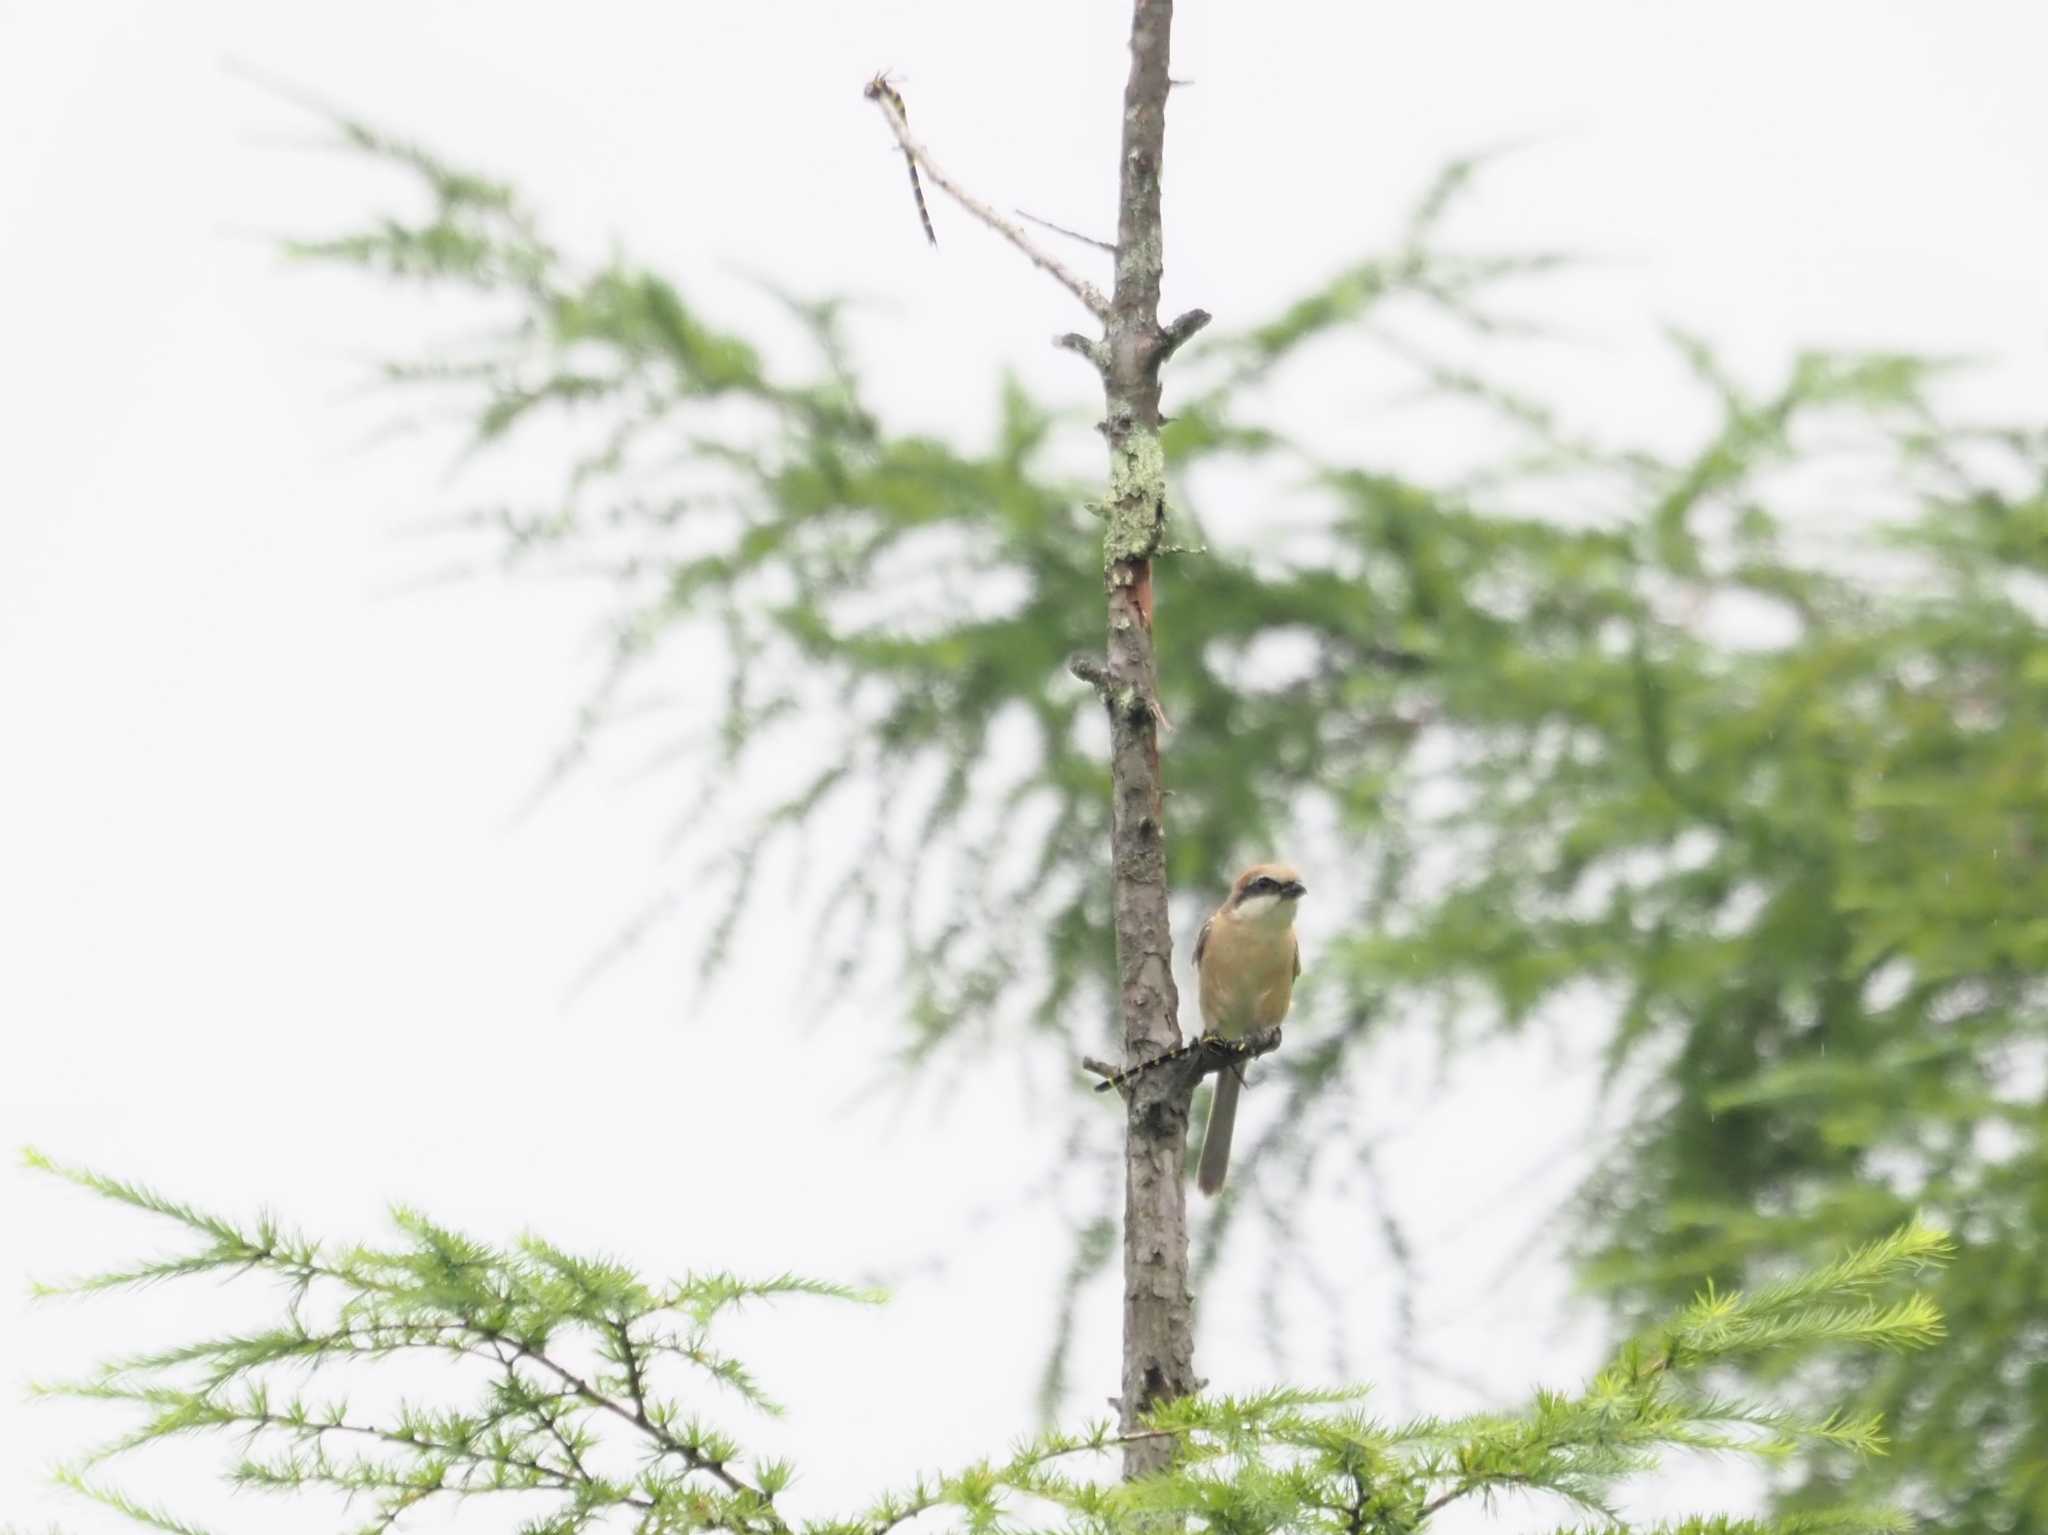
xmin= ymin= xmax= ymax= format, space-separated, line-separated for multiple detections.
xmin=5 ymin=2 xmax=2046 ymax=1531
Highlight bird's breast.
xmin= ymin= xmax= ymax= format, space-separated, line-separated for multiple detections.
xmin=1198 ymin=917 xmax=1297 ymax=1036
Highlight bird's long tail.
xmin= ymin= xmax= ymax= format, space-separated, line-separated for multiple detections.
xmin=1196 ymin=1070 xmax=1240 ymax=1197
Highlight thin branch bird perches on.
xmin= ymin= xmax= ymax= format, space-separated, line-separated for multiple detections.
xmin=1083 ymin=1025 xmax=1284 ymax=1097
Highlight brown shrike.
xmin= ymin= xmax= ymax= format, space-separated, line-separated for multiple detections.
xmin=1193 ymin=861 xmax=1306 ymax=1197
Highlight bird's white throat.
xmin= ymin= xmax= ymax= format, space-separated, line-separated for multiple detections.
xmin=1233 ymin=892 xmax=1296 ymax=926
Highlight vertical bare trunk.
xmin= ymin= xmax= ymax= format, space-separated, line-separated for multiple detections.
xmin=1102 ymin=0 xmax=1196 ymax=1484
xmin=878 ymin=0 xmax=1211 ymax=1482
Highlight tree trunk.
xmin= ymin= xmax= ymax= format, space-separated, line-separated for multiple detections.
xmin=862 ymin=8 xmax=1212 ymax=1476
xmin=1101 ymin=0 xmax=1195 ymax=1484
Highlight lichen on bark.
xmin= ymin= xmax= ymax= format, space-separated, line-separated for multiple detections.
xmin=1104 ymin=429 xmax=1168 ymax=569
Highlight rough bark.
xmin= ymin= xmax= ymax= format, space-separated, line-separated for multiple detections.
xmin=1101 ymin=0 xmax=1195 ymax=1485
xmin=867 ymin=0 xmax=1211 ymax=1484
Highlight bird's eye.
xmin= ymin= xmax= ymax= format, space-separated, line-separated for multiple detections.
xmin=1250 ymin=876 xmax=1275 ymax=893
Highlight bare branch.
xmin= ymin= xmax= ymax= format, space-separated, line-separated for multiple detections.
xmin=1081 ymin=1055 xmax=1122 ymax=1083
xmin=1055 ymin=332 xmax=1110 ymax=371
xmin=1017 ymin=207 xmax=1118 ymax=254
xmin=1088 ymin=1026 xmax=1284 ymax=1095
xmin=862 ymin=81 xmax=1112 ymax=321
xmin=1159 ymin=307 xmax=1212 ymax=362
xmin=1068 ymin=652 xmax=1112 ymax=694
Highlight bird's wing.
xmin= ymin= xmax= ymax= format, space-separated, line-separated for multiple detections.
xmin=1292 ymin=933 xmax=1301 ymax=979
xmin=1194 ymin=912 xmax=1214 ymax=967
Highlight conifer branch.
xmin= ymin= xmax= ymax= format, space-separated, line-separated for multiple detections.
xmin=22 ymin=1156 xmax=1952 ymax=1534
xmin=67 ymin=21 xmax=2033 ymax=1535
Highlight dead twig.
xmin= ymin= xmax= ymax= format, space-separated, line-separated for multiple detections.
xmin=1016 ymin=207 xmax=1117 ymax=254
xmin=862 ymin=76 xmax=1113 ymax=321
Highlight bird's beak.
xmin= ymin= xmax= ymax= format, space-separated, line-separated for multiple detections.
xmin=1282 ymin=880 xmax=1307 ymax=900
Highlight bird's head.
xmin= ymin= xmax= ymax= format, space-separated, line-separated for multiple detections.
xmin=1228 ymin=861 xmax=1307 ymax=925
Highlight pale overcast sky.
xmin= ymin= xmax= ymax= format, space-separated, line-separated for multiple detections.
xmin=5 ymin=3 xmax=2047 ymax=1531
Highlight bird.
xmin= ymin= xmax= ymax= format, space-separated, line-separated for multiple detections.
xmin=1193 ymin=861 xmax=1306 ymax=1197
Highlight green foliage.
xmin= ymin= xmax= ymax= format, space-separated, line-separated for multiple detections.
xmin=282 ymin=113 xmax=2048 ymax=1531
xmin=24 ymin=1156 xmax=1948 ymax=1535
